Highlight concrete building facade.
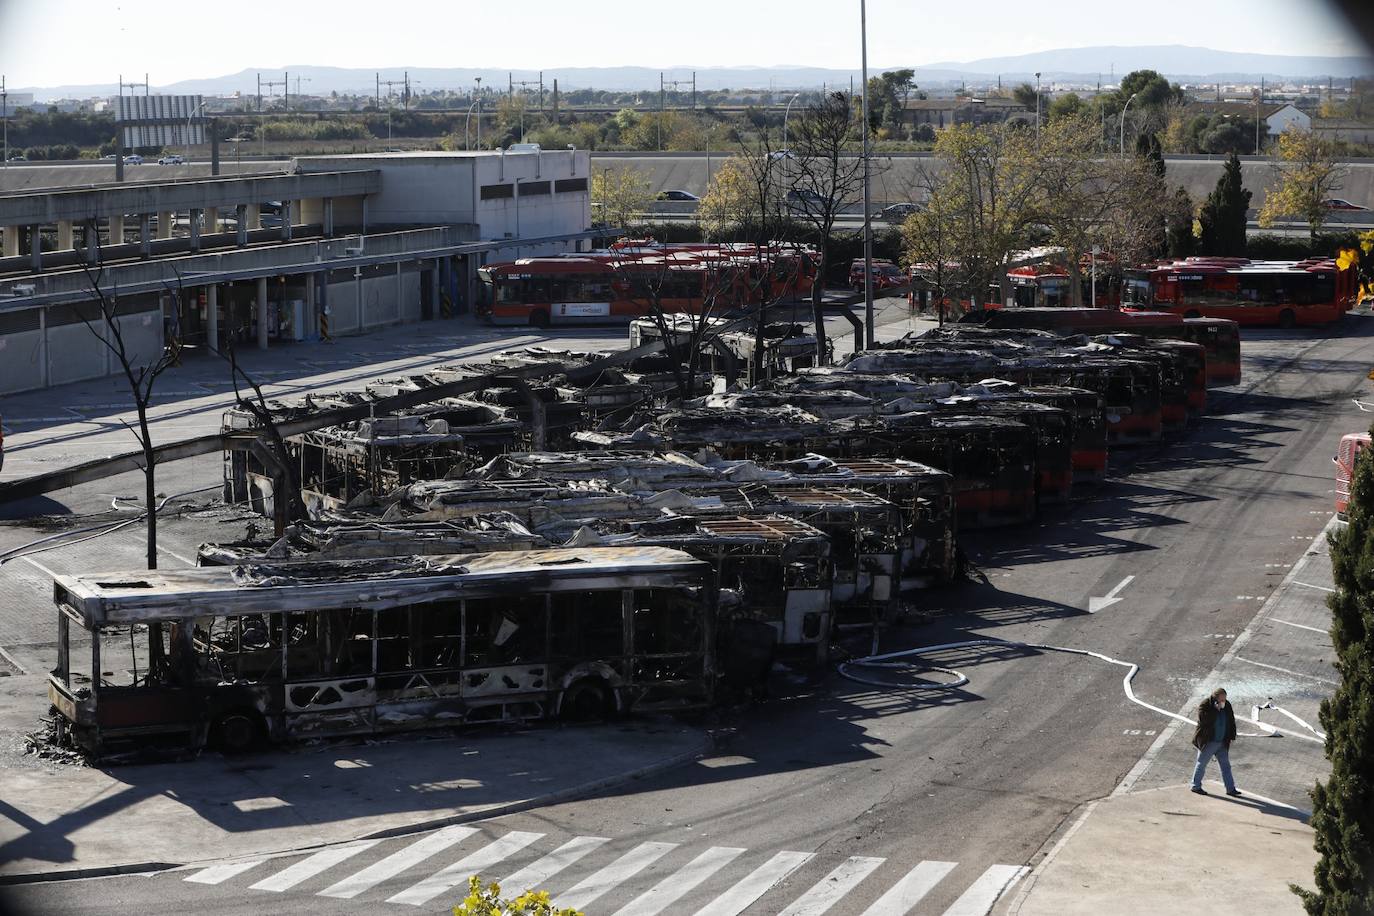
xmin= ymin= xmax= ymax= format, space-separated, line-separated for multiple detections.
xmin=0 ymin=149 xmax=594 ymax=395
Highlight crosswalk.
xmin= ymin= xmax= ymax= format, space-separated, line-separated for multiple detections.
xmin=180 ymin=827 xmax=1029 ymax=915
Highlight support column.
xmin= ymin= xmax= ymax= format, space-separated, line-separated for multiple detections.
xmin=304 ymin=271 xmax=317 ymax=342
xmin=157 ymin=210 xmax=173 ymax=240
xmin=245 ymin=203 xmax=261 ymax=231
xmin=396 ymin=261 xmax=404 ymax=319
xmin=29 ymin=226 xmax=42 ymax=273
xmin=1 ymin=226 xmax=18 ymax=259
xmin=431 ymin=258 xmax=442 ymax=319
xmin=206 ymin=284 xmax=219 ymax=354
xmin=57 ymin=220 xmax=74 ymax=250
xmin=139 ymin=214 xmax=151 ymax=258
xmin=204 ymin=206 xmax=218 ymax=234
xmin=281 ymin=200 xmax=293 ymax=241
xmin=189 ymin=208 xmax=202 ymax=251
xmin=256 ymin=276 xmax=270 ymax=350
xmin=323 ymin=197 xmax=335 ymax=237
xmin=84 ymin=219 xmax=99 ymax=264
xmin=235 ymin=204 xmax=248 ymax=246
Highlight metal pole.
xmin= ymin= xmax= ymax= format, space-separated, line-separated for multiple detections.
xmin=783 ymin=93 xmax=799 ymax=151
xmin=860 ymin=0 xmax=874 ymax=348
xmin=1035 ymin=71 xmax=1041 ymax=142
xmin=1119 ymin=93 xmax=1136 ymax=156
xmin=475 ymin=77 xmax=482 ymax=149
xmin=2 ymin=75 xmax=7 ymax=170
xmin=659 ymin=73 xmax=664 ymax=151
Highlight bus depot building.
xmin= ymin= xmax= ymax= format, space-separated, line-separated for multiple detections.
xmin=0 ymin=149 xmax=593 ymax=395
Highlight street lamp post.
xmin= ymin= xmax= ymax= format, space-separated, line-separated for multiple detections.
xmin=860 ymin=0 xmax=874 ymax=348
xmin=1035 ymin=71 xmax=1041 ymax=141
xmin=465 ymin=100 xmax=480 ymax=150
xmin=1119 ymin=92 xmax=1139 ymax=156
xmin=186 ymin=100 xmax=209 ymax=162
xmin=514 ymin=177 xmax=525 ymax=253
xmin=782 ymin=93 xmax=801 ymax=152
xmin=599 ymin=166 xmax=611 ymax=226
xmin=475 ymin=77 xmax=483 ymax=149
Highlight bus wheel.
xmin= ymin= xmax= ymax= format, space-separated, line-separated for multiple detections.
xmin=211 ymin=710 xmax=262 ymax=754
xmin=529 ymin=309 xmax=550 ymax=329
xmin=1278 ymin=309 xmax=1296 ymax=329
xmin=560 ymin=679 xmax=613 ymax=721
xmin=1184 ymin=310 xmax=1201 ymax=320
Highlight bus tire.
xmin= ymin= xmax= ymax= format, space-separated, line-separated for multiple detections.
xmin=560 ymin=679 xmax=613 ymax=722
xmin=529 ymin=309 xmax=550 ymax=330
xmin=1184 ymin=310 xmax=1201 ymax=319
xmin=211 ymin=710 xmax=263 ymax=754
xmin=1278 ymin=309 xmax=1296 ymax=329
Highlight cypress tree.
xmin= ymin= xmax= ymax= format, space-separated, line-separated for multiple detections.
xmin=1293 ymin=431 xmax=1374 ymax=914
xmin=1166 ymin=187 xmax=1197 ymax=258
xmin=1197 ymin=152 xmax=1251 ymax=257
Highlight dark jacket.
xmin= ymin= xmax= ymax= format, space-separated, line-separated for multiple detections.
xmin=1192 ymin=699 xmax=1237 ymax=749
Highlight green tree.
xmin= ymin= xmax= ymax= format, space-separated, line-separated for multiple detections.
xmin=1011 ymin=83 xmax=1039 ymax=111
xmin=1291 ymin=418 xmax=1374 ymax=914
xmin=866 ymin=69 xmax=916 ymax=132
xmin=1259 ymin=127 xmax=1349 ymax=242
xmin=1118 ymin=69 xmax=1185 ymax=109
xmin=1198 ymin=153 xmax=1251 ymax=256
xmin=591 ymin=167 xmax=653 ymax=228
xmin=1166 ymin=186 xmax=1198 ymax=258
xmin=1048 ymin=92 xmax=1084 ymax=122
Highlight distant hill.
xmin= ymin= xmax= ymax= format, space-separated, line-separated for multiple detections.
xmin=15 ymin=45 xmax=1374 ymax=100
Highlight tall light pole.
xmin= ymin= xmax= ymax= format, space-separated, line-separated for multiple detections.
xmin=2 ymin=75 xmax=7 ymax=170
xmin=1035 ymin=71 xmax=1041 ymax=141
xmin=185 ymin=99 xmax=209 ymax=162
xmin=600 ymin=166 xmax=611 ymax=225
xmin=1119 ymin=91 xmax=1139 ymax=156
xmin=475 ymin=77 xmax=482 ymax=149
xmin=860 ymin=0 xmax=874 ymax=348
xmin=464 ymin=99 xmax=480 ymax=150
xmin=782 ymin=93 xmax=801 ymax=152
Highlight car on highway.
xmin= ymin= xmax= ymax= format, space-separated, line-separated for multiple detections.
xmin=1322 ymin=198 xmax=1368 ymax=210
xmin=880 ymin=202 xmax=922 ymax=222
xmin=157 ymin=154 xmax=184 ymax=165
xmin=785 ymin=188 xmax=826 ymax=214
xmin=7 ymin=155 xmax=26 ymax=162
xmin=125 ymin=154 xmax=143 ymax=165
xmin=656 ymin=190 xmax=700 ymax=202
xmin=849 ymin=258 xmax=906 ymax=291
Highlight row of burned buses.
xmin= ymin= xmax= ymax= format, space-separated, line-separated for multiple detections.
xmin=50 ymin=310 xmax=1236 ymax=759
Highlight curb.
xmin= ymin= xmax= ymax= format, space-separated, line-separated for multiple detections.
xmin=0 ymin=861 xmax=179 ymax=886
xmin=0 ymin=730 xmax=715 ymax=886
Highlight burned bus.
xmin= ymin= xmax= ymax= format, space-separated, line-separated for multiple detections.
xmin=48 ymin=547 xmax=716 ymax=759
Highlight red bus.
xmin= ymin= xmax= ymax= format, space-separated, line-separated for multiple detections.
xmin=1006 ymin=262 xmax=1120 ymax=309
xmin=1122 ymin=257 xmax=1355 ymax=328
xmin=479 ymin=246 xmax=816 ymax=327
xmin=968 ymin=307 xmax=1242 ymax=388
xmin=1335 ymin=432 xmax=1370 ymax=517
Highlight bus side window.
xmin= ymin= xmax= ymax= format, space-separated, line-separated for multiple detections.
xmin=549 ymin=590 xmax=624 ymax=659
xmin=465 ymin=596 xmax=549 ymax=667
xmin=633 ymin=589 xmax=699 ymax=655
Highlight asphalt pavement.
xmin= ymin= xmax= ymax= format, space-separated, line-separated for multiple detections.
xmin=0 ymin=308 xmax=1364 ymax=915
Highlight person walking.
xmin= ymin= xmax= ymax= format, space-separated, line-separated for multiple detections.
xmin=1191 ymin=687 xmax=1241 ymax=796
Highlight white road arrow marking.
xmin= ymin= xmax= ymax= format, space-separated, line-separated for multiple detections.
xmin=1088 ymin=575 xmax=1135 ymax=614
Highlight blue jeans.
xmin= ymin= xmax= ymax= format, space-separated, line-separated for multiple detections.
xmin=1192 ymin=740 xmax=1236 ymax=792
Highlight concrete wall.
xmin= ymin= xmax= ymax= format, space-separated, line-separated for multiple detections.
xmin=0 ymin=302 xmax=163 ymax=395
xmin=0 ymin=311 xmax=43 ymax=394
xmin=592 ymin=153 xmax=1374 ymax=211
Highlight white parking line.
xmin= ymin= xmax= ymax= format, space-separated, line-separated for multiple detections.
xmin=1233 ymin=656 xmax=1339 ymax=686
xmin=1268 ymin=618 xmax=1329 ymax=634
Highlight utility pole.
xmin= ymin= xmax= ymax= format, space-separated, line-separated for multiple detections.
xmin=1035 ymin=71 xmax=1041 ymax=142
xmin=475 ymin=77 xmax=482 ymax=148
xmin=293 ymin=75 xmax=310 ymax=99
xmin=283 ymin=71 xmax=289 ymax=111
xmin=2 ymin=75 xmax=7 ymax=170
xmin=860 ymin=0 xmax=874 ymax=348
xmin=510 ymin=77 xmax=540 ymax=141
xmin=375 ymin=72 xmax=380 ymax=109
xmin=257 ymin=73 xmax=262 ymax=112
xmin=1256 ymin=77 xmax=1263 ymax=155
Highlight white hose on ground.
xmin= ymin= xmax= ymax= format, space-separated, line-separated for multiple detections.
xmin=838 ymin=637 xmax=1326 ymax=745
xmin=0 ymin=485 xmax=220 ymax=565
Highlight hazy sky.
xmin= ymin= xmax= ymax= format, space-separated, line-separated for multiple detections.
xmin=0 ymin=0 xmax=1367 ymax=88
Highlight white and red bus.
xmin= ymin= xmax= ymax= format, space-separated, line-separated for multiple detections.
xmin=1006 ymin=262 xmax=1121 ymax=309
xmin=478 ymin=243 xmax=817 ymax=327
xmin=1122 ymin=257 xmax=1355 ymax=328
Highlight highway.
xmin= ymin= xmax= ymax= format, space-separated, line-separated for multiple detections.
xmin=0 ymin=309 xmax=1363 ymax=915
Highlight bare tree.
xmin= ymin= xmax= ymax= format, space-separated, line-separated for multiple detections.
xmin=78 ymin=260 xmax=180 ymax=570
xmin=788 ymin=92 xmax=867 ymax=360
